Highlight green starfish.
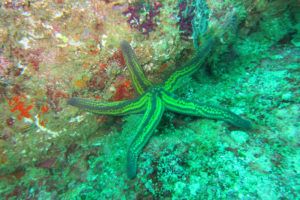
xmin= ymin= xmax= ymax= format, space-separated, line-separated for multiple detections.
xmin=68 ymin=38 xmax=252 ymax=179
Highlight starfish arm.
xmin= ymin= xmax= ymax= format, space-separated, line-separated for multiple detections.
xmin=120 ymin=40 xmax=152 ymax=94
xmin=163 ymin=37 xmax=215 ymax=92
xmin=127 ymin=95 xmax=164 ymax=179
xmin=161 ymin=91 xmax=252 ymax=129
xmin=67 ymin=94 xmax=148 ymax=116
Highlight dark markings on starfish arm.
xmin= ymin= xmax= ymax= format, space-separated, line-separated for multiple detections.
xmin=67 ymin=94 xmax=148 ymax=116
xmin=163 ymin=37 xmax=215 ymax=92
xmin=120 ymin=40 xmax=152 ymax=94
xmin=127 ymin=95 xmax=164 ymax=179
xmin=161 ymin=90 xmax=252 ymax=129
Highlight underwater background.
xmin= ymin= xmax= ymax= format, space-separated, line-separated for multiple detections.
xmin=0 ymin=0 xmax=299 ymax=199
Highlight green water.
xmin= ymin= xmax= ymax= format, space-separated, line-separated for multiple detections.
xmin=0 ymin=0 xmax=299 ymax=199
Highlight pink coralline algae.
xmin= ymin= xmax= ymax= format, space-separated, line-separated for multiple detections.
xmin=123 ymin=2 xmax=162 ymax=35
xmin=35 ymin=158 xmax=56 ymax=169
xmin=0 ymin=55 xmax=11 ymax=77
xmin=177 ymin=1 xmax=194 ymax=39
xmin=46 ymin=86 xmax=69 ymax=113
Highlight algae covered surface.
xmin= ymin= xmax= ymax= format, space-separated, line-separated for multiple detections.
xmin=0 ymin=0 xmax=299 ymax=199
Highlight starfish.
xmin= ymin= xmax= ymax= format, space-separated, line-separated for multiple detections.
xmin=68 ymin=37 xmax=252 ymax=179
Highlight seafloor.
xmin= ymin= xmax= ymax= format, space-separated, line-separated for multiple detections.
xmin=0 ymin=0 xmax=299 ymax=199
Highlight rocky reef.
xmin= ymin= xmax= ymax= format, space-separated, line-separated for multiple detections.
xmin=0 ymin=0 xmax=299 ymax=199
